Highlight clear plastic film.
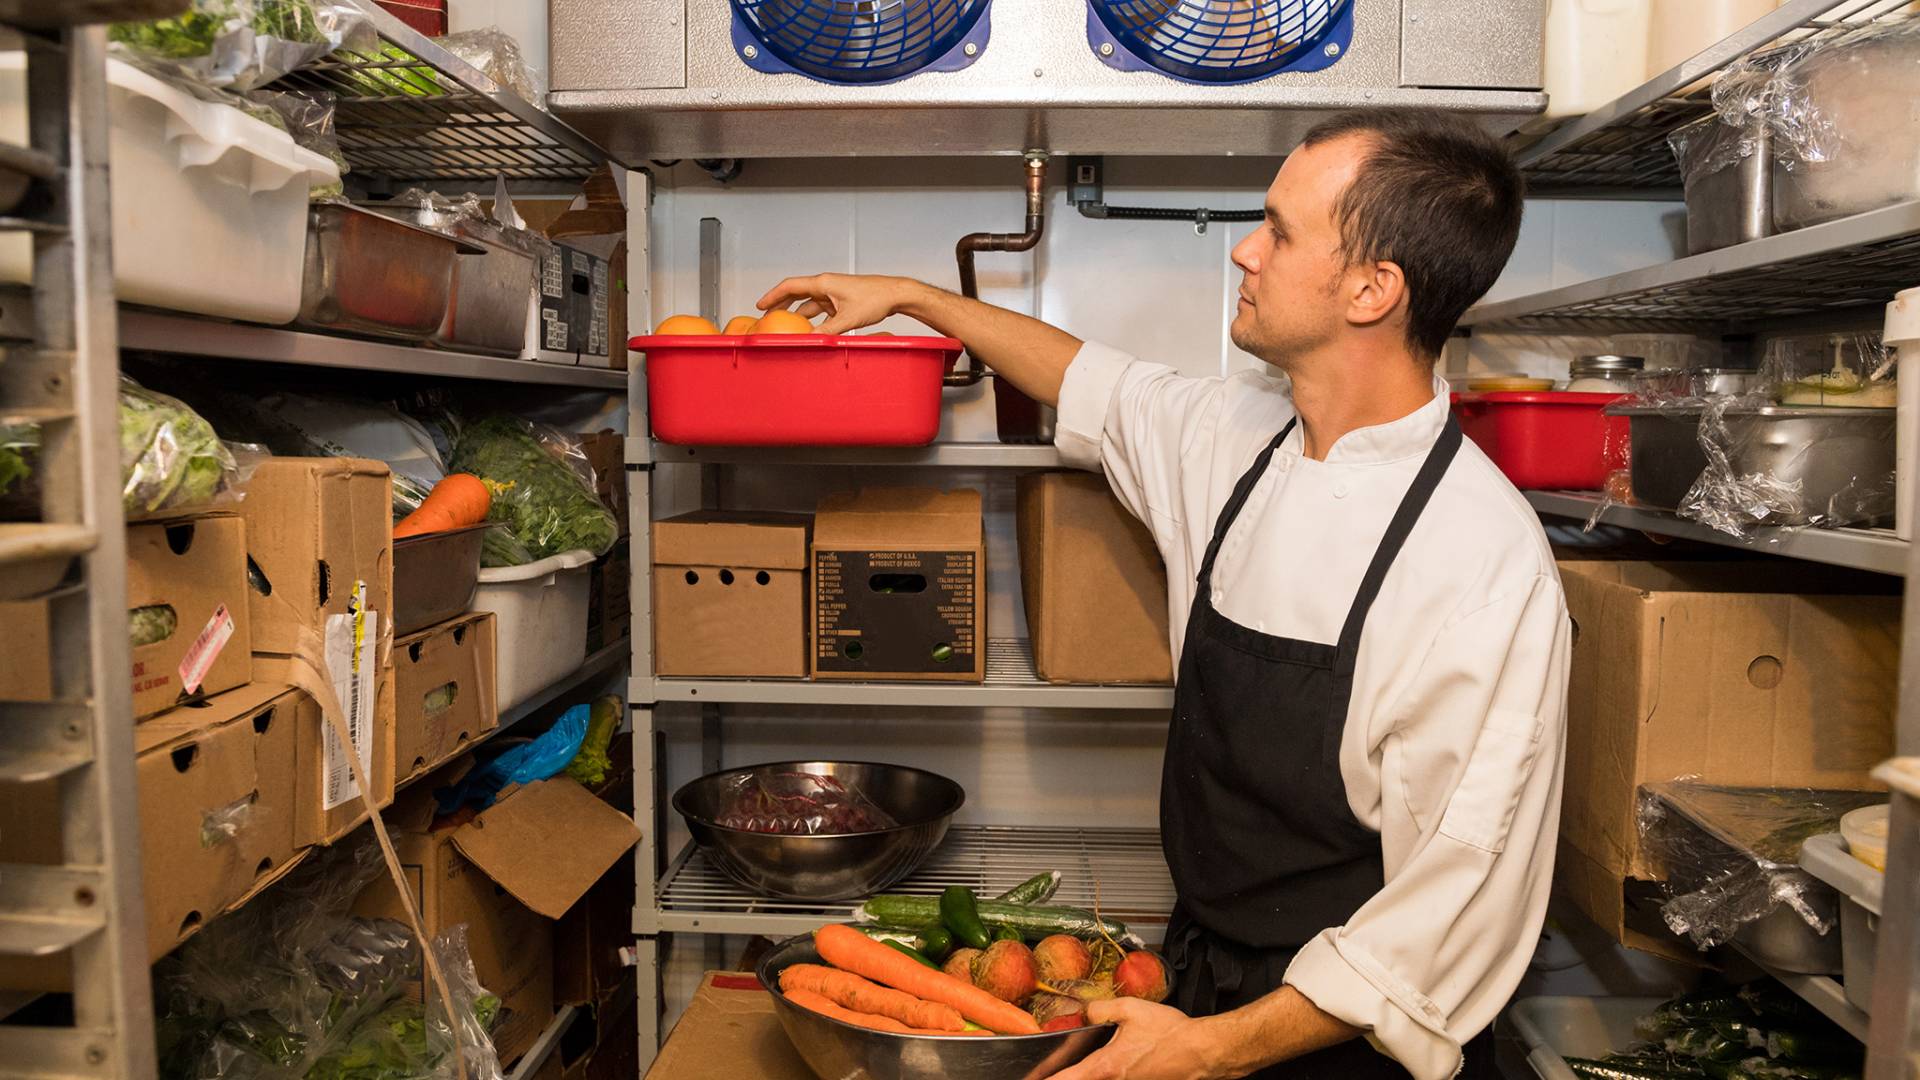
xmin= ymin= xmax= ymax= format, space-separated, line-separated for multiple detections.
xmin=153 ymin=841 xmax=504 ymax=1080
xmin=243 ymin=89 xmax=347 ymax=200
xmin=447 ymin=415 xmax=618 ymax=566
xmin=121 ymin=378 xmax=247 ymax=519
xmin=433 ymin=27 xmax=542 ymax=106
xmin=108 ymin=0 xmax=379 ymax=93
xmin=1637 ymin=781 xmax=1886 ymax=951
xmin=715 ymin=770 xmax=901 ymax=835
xmin=200 ymin=795 xmax=254 ymax=848
xmin=381 ymin=186 xmax=554 ymax=261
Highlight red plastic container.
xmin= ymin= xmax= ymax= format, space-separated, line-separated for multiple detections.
xmin=1452 ymin=391 xmax=1630 ymax=490
xmin=632 ymin=334 xmax=963 ymax=446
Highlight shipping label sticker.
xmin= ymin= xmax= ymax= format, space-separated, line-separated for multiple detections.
xmin=321 ymin=583 xmax=378 ymax=811
xmin=176 ymin=604 xmax=236 ymax=694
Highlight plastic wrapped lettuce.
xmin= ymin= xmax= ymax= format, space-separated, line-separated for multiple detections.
xmin=449 ymin=416 xmax=616 ymax=566
xmin=109 ymin=0 xmax=377 ymax=93
xmin=0 ymin=423 xmax=31 ymax=497
xmin=121 ymin=379 xmax=241 ymax=517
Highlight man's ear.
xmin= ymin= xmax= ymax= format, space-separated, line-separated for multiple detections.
xmin=1346 ymin=260 xmax=1408 ymax=330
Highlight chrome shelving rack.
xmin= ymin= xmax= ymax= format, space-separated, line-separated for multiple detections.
xmin=0 ymin=20 xmax=155 ymax=1080
xmin=1482 ymin=1 xmax=1920 ymax=1073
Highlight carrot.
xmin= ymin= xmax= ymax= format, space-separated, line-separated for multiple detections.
xmin=780 ymin=963 xmax=965 ymax=1032
xmin=393 ymin=473 xmax=491 ymax=539
xmin=784 ymin=988 xmax=992 ymax=1037
xmin=814 ymin=923 xmax=1041 ymax=1035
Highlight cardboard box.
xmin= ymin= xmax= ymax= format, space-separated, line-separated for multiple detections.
xmin=578 ymin=431 xmax=629 ymax=538
xmin=128 ymin=513 xmax=254 ymax=718
xmin=811 ymin=488 xmax=984 ymax=682
xmin=0 ymin=595 xmax=53 ymax=699
xmin=0 ymin=683 xmax=307 ymax=989
xmin=654 ymin=512 xmax=810 ymax=678
xmin=645 ymin=972 xmax=813 ymax=1080
xmin=554 ymin=734 xmax=636 ymax=1009
xmin=357 ymin=775 xmax=642 ymax=1066
xmin=1016 ymin=472 xmax=1173 ymax=685
xmin=587 ymin=538 xmax=631 ymax=653
xmin=240 ymin=458 xmax=397 ymax=847
xmin=1556 ymin=560 xmax=1898 ymax=955
xmin=395 ymin=613 xmax=498 ymax=785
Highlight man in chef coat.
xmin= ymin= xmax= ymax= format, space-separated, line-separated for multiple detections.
xmin=758 ymin=107 xmax=1569 ymax=1080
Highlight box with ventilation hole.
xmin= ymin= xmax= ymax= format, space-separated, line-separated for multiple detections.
xmin=811 ymin=488 xmax=984 ymax=683
xmin=652 ymin=512 xmax=809 ymax=678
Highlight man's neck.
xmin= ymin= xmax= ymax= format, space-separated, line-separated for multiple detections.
xmin=1288 ymin=350 xmax=1438 ymax=462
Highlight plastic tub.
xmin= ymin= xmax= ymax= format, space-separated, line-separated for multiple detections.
xmin=1453 ymin=391 xmax=1630 ymax=490
xmin=1801 ymin=832 xmax=1884 ymax=1013
xmin=632 ymin=334 xmax=962 ymax=446
xmin=472 ymin=548 xmax=593 ymax=710
xmin=1539 ymin=0 xmax=1651 ymax=124
xmin=1507 ymin=996 xmax=1666 ymax=1080
xmin=0 ymin=54 xmax=337 ymax=323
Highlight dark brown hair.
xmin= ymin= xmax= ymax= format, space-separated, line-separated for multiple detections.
xmin=1301 ymin=107 xmax=1524 ymax=359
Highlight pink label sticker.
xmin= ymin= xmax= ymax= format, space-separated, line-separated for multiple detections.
xmin=177 ymin=604 xmax=235 ymax=694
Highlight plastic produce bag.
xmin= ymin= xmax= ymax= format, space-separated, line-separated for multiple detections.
xmin=109 ymin=0 xmax=378 ymax=93
xmin=188 ymin=389 xmax=448 ymax=518
xmin=433 ymin=27 xmax=541 ymax=105
xmin=716 ymin=771 xmax=900 ymax=835
xmin=434 ymin=703 xmax=592 ymax=813
xmin=449 ymin=416 xmax=617 ymax=566
xmin=154 ymin=842 xmax=504 ymax=1080
xmin=1638 ymin=781 xmax=1887 ymax=950
xmin=244 ymin=88 xmax=348 ymax=200
xmin=121 ymin=379 xmax=244 ymax=517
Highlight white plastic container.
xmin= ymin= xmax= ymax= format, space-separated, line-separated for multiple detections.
xmin=473 ymin=549 xmax=594 ymax=710
xmin=1540 ymin=0 xmax=1653 ymax=123
xmin=0 ymin=54 xmax=337 ymax=323
xmin=1800 ymin=832 xmax=1883 ymax=1013
xmin=1507 ymin=996 xmax=1667 ymax=1080
xmin=1647 ymin=0 xmax=1776 ymax=78
xmin=1886 ymin=285 xmax=1919 ymax=539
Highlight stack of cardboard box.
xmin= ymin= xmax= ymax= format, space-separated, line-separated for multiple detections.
xmin=582 ymin=430 xmax=631 ymax=652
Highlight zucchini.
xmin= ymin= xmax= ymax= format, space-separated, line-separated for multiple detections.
xmin=941 ymin=886 xmax=990 ymax=950
xmin=995 ymin=871 xmax=1062 ymax=905
xmin=1764 ymin=1029 xmax=1861 ymax=1065
xmin=1568 ymin=1057 xmax=1702 ymax=1080
xmin=856 ymin=895 xmax=1143 ymax=948
xmin=883 ymin=939 xmax=940 ymax=969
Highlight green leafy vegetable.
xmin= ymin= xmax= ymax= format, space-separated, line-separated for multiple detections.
xmin=120 ymin=380 xmax=236 ymax=516
xmin=449 ymin=416 xmax=616 ymax=566
xmin=0 ymin=425 xmax=32 ymax=497
xmin=130 ymin=605 xmax=179 ymax=649
xmin=110 ymin=0 xmax=327 ymax=60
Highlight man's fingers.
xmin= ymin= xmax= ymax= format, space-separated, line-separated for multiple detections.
xmin=815 ymin=311 xmax=862 ymax=335
xmin=756 ymin=275 xmax=820 ymax=312
xmin=1047 ymin=1047 xmax=1119 ymax=1080
xmin=1084 ymin=998 xmax=1142 ymax=1025
xmin=793 ymin=299 xmax=830 ymax=320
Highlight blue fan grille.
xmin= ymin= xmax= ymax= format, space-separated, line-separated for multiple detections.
xmin=1089 ymin=0 xmax=1351 ymax=83
xmin=731 ymin=0 xmax=987 ymax=84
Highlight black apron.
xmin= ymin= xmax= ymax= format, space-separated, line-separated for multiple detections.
xmin=1160 ymin=414 xmax=1491 ymax=1080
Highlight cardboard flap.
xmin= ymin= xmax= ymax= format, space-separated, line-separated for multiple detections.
xmin=813 ymin=488 xmax=982 ymax=549
xmin=654 ymin=512 xmax=810 ymax=570
xmin=450 ymin=777 xmax=640 ymax=919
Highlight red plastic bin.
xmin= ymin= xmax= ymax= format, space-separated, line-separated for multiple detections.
xmin=1452 ymin=391 xmax=1630 ymax=491
xmin=632 ymin=333 xmax=963 ymax=446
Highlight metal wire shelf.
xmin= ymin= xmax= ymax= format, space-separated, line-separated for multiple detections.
xmin=651 ymin=824 xmax=1176 ymax=942
xmin=265 ymin=0 xmax=615 ymax=187
xmin=1518 ymin=0 xmax=1920 ymax=193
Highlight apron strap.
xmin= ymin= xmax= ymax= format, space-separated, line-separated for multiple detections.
xmin=1334 ymin=413 xmax=1463 ymax=676
xmin=1197 ymin=419 xmax=1298 ymax=590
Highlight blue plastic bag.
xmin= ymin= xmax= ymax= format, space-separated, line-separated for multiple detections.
xmin=436 ymin=703 xmax=591 ymax=813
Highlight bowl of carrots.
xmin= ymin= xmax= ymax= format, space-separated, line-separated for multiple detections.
xmin=757 ymin=925 xmax=1131 ymax=1080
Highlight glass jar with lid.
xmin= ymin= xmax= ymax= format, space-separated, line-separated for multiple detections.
xmin=1566 ymin=354 xmax=1645 ymax=393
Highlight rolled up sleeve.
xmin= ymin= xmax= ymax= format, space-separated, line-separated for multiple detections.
xmin=1284 ymin=574 xmax=1570 ymax=1080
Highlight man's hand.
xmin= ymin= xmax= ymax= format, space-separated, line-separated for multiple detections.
xmin=757 ymin=273 xmax=917 ymax=335
xmin=1048 ymin=999 xmax=1230 ymax=1080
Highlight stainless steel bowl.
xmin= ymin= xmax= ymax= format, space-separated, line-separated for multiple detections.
xmin=674 ymin=761 xmax=965 ymax=901
xmin=758 ymin=935 xmax=1114 ymax=1080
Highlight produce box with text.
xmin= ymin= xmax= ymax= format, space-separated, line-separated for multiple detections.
xmin=811 ymin=488 xmax=983 ymax=682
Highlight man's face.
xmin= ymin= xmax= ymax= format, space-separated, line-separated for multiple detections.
xmin=1228 ymin=134 xmax=1370 ymax=367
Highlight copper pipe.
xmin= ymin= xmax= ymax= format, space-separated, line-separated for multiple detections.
xmin=946 ymin=152 xmax=1047 ymax=387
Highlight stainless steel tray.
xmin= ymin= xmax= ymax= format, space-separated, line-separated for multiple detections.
xmin=366 ymin=203 xmax=538 ymax=356
xmin=393 ymin=522 xmax=489 ymax=636
xmin=294 ymin=203 xmax=481 ymax=341
xmin=1612 ymin=403 xmax=1895 ymax=525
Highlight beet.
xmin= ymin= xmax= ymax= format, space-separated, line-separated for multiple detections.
xmin=1052 ymin=977 xmax=1116 ymax=1003
xmin=1113 ymin=950 xmax=1169 ymax=1004
xmin=942 ymin=947 xmax=983 ymax=982
xmin=1033 ymin=935 xmax=1094 ymax=984
xmin=1042 ymin=1013 xmax=1089 ymax=1032
xmin=1028 ymin=992 xmax=1087 ymax=1027
xmin=971 ymin=940 xmax=1039 ymax=1005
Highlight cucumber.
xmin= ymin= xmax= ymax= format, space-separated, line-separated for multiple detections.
xmin=856 ymin=895 xmax=1143 ymax=948
xmin=995 ymin=871 xmax=1062 ymax=905
xmin=855 ymin=923 xmax=952 ymax=959
xmin=919 ymin=926 xmax=954 ymax=961
xmin=883 ymin=939 xmax=940 ymax=969
xmin=1567 ymin=1057 xmax=1703 ymax=1080
xmin=941 ymin=886 xmax=990 ymax=950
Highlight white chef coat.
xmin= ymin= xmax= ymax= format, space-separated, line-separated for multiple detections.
xmin=1054 ymin=341 xmax=1570 ymax=1080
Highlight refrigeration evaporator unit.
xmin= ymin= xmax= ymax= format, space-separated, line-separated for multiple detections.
xmin=1085 ymin=0 xmax=1353 ymax=84
xmin=731 ymin=0 xmax=991 ymax=84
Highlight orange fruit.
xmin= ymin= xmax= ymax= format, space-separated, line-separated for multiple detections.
xmin=752 ymin=309 xmax=816 ymax=334
xmin=867 ymin=331 xmax=894 ymax=336
xmin=721 ymin=315 xmax=758 ymax=335
xmin=655 ymin=314 xmax=720 ymax=335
